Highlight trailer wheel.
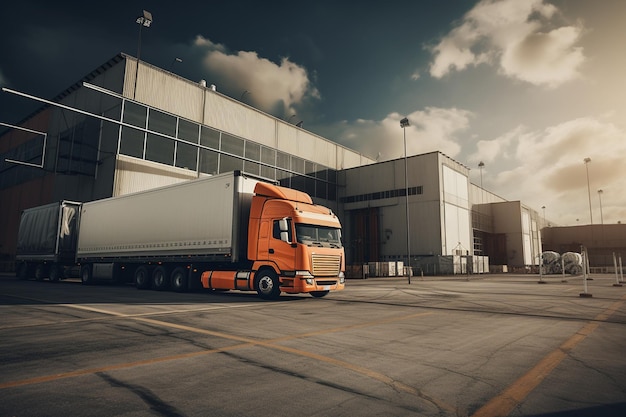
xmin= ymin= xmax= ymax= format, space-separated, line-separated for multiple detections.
xmin=34 ymin=264 xmax=48 ymax=281
xmin=255 ymin=270 xmax=281 ymax=300
xmin=170 ymin=267 xmax=188 ymax=292
xmin=310 ymin=291 xmax=329 ymax=298
xmin=17 ymin=263 xmax=31 ymax=280
xmin=135 ymin=266 xmax=151 ymax=289
xmin=152 ymin=266 xmax=169 ymax=291
xmin=49 ymin=265 xmax=62 ymax=282
xmin=81 ymin=264 xmax=94 ymax=285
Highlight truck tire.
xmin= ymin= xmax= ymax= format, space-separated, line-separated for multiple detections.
xmin=170 ymin=267 xmax=188 ymax=292
xmin=17 ymin=263 xmax=31 ymax=280
xmin=49 ymin=265 xmax=62 ymax=282
xmin=255 ymin=270 xmax=281 ymax=300
xmin=34 ymin=264 xmax=48 ymax=281
xmin=152 ymin=266 xmax=169 ymax=291
xmin=310 ymin=291 xmax=329 ymax=298
xmin=135 ymin=266 xmax=151 ymax=290
xmin=81 ymin=264 xmax=94 ymax=285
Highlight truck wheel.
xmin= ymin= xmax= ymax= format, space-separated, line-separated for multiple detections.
xmin=17 ymin=263 xmax=30 ymax=280
xmin=152 ymin=266 xmax=169 ymax=291
xmin=255 ymin=270 xmax=281 ymax=300
xmin=310 ymin=291 xmax=329 ymax=298
xmin=135 ymin=266 xmax=151 ymax=289
xmin=81 ymin=264 xmax=94 ymax=285
xmin=34 ymin=264 xmax=48 ymax=281
xmin=49 ymin=265 xmax=62 ymax=282
xmin=170 ymin=267 xmax=188 ymax=292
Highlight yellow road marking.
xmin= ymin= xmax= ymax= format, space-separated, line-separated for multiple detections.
xmin=471 ymin=294 xmax=626 ymax=417
xmin=1 ymin=300 xmax=443 ymax=412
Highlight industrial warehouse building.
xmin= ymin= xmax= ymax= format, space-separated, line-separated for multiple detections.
xmin=1 ymin=53 xmax=612 ymax=276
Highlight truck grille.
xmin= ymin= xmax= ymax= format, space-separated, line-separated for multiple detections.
xmin=311 ymin=254 xmax=341 ymax=276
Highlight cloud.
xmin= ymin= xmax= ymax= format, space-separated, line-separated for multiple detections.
xmin=485 ymin=117 xmax=626 ymax=224
xmin=193 ymin=35 xmax=319 ymax=117
xmin=428 ymin=0 xmax=585 ymax=87
xmin=329 ymin=107 xmax=472 ymax=161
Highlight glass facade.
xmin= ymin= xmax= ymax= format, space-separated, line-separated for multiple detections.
xmin=116 ymin=100 xmax=337 ymax=201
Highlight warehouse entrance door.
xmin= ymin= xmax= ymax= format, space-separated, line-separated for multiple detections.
xmin=349 ymin=208 xmax=380 ymax=264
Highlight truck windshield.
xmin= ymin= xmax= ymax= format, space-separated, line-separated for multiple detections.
xmin=295 ymin=224 xmax=342 ymax=248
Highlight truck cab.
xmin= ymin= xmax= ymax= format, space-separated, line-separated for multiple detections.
xmin=248 ymin=182 xmax=345 ymax=298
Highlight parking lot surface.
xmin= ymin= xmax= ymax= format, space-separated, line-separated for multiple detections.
xmin=1 ymin=273 xmax=625 ymax=416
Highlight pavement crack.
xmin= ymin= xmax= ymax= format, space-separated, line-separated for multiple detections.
xmin=97 ymin=372 xmax=185 ymax=417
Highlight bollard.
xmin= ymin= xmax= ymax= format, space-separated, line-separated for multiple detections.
xmin=580 ymin=248 xmax=592 ymax=297
xmin=613 ymin=252 xmax=623 ymax=287
xmin=538 ymin=253 xmax=546 ymax=284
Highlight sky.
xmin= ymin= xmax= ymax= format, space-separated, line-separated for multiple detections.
xmin=1 ymin=0 xmax=625 ymax=226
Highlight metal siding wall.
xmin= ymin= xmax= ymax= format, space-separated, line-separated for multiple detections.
xmin=204 ymin=93 xmax=275 ymax=145
xmin=276 ymin=122 xmax=298 ymax=155
xmin=138 ymin=69 xmax=204 ymax=122
xmin=123 ymin=56 xmax=374 ymax=173
xmin=113 ymin=155 xmax=199 ymax=197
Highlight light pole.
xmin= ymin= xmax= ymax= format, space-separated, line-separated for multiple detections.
xmin=542 ymin=206 xmax=546 ymax=226
xmin=134 ymin=10 xmax=153 ymax=99
xmin=400 ymin=117 xmax=411 ymax=283
xmin=584 ymin=157 xmax=593 ymax=224
xmin=170 ymin=57 xmax=182 ymax=72
xmin=478 ymin=161 xmax=484 ymax=188
xmin=598 ymin=189 xmax=604 ymax=225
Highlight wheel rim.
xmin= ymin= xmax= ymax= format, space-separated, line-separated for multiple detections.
xmin=81 ymin=267 xmax=90 ymax=283
xmin=136 ymin=270 xmax=147 ymax=286
xmin=258 ymin=275 xmax=274 ymax=295
xmin=172 ymin=272 xmax=183 ymax=288
xmin=154 ymin=271 xmax=165 ymax=287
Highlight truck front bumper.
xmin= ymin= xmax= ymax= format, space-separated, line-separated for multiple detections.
xmin=279 ymin=271 xmax=345 ymax=294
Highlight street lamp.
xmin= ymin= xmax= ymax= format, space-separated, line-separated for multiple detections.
xmin=136 ymin=10 xmax=152 ymax=61
xmin=170 ymin=57 xmax=182 ymax=72
xmin=400 ymin=117 xmax=411 ymax=283
xmin=584 ymin=158 xmax=593 ymax=224
xmin=134 ymin=10 xmax=153 ymax=99
xmin=478 ymin=161 xmax=484 ymax=188
xmin=598 ymin=189 xmax=604 ymax=225
xmin=542 ymin=206 xmax=546 ymax=226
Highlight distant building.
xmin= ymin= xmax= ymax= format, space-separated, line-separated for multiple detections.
xmin=0 ymin=53 xmax=581 ymax=275
xmin=542 ymin=224 xmax=626 ymax=272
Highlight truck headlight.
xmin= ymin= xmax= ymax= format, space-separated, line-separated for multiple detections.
xmin=295 ymin=270 xmax=314 ymax=285
xmin=339 ymin=271 xmax=345 ymax=284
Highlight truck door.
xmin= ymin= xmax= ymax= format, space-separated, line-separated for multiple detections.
xmin=269 ymin=218 xmax=296 ymax=271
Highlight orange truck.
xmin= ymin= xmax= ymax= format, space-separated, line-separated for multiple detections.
xmin=15 ymin=171 xmax=345 ymax=299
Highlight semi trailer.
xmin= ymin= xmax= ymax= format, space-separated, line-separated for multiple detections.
xmin=15 ymin=171 xmax=345 ymax=299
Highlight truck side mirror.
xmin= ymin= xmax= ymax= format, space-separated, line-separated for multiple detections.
xmin=279 ymin=218 xmax=291 ymax=243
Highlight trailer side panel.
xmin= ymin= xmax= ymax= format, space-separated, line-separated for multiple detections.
xmin=76 ymin=172 xmax=258 ymax=262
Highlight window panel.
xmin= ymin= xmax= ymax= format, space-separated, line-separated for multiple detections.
xmin=123 ymin=102 xmax=147 ymax=127
xmin=148 ymin=109 xmax=176 ymax=137
xmin=120 ymin=126 xmax=144 ymax=158
xmin=199 ymin=149 xmax=218 ymax=174
xmin=200 ymin=126 xmax=220 ymax=150
xmin=121 ymin=102 xmax=146 ymax=158
xmin=221 ymin=133 xmax=244 ymax=156
xmin=276 ymin=151 xmax=289 ymax=170
xmin=145 ymin=133 xmax=174 ymax=165
xmin=176 ymin=141 xmax=197 ymax=171
xmin=291 ymin=157 xmax=304 ymax=174
xmin=219 ymin=154 xmax=243 ymax=173
xmin=178 ymin=119 xmax=199 ymax=144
